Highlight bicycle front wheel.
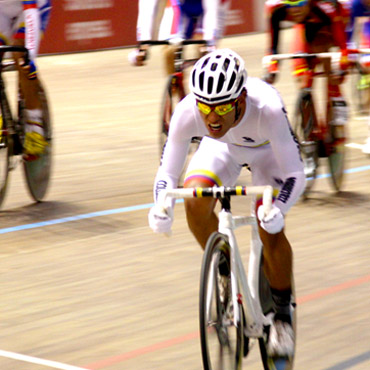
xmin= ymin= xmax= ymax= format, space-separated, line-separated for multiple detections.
xmin=327 ymin=124 xmax=346 ymax=192
xmin=21 ymin=82 xmax=52 ymax=202
xmin=199 ymin=232 xmax=244 ymax=370
xmin=293 ymin=90 xmax=319 ymax=198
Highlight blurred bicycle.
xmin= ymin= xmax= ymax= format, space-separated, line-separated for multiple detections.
xmin=0 ymin=45 xmax=52 ymax=207
xmin=263 ymin=49 xmax=369 ymax=196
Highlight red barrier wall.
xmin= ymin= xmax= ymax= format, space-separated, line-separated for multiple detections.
xmin=40 ymin=0 xmax=256 ymax=54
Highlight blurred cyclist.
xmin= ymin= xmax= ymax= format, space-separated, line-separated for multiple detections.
xmin=148 ymin=49 xmax=305 ymax=357
xmin=129 ymin=0 xmax=231 ymax=74
xmin=264 ymin=0 xmax=350 ymax=143
xmin=346 ymin=0 xmax=370 ymax=153
xmin=0 ymin=0 xmax=52 ymax=157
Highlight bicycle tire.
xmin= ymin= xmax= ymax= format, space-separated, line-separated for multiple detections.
xmin=293 ymin=90 xmax=319 ymax=198
xmin=0 ymin=108 xmax=13 ymax=208
xmin=327 ymin=125 xmax=346 ymax=192
xmin=199 ymin=232 xmax=244 ymax=370
xmin=258 ymin=261 xmax=297 ymax=370
xmin=22 ymin=82 xmax=52 ymax=202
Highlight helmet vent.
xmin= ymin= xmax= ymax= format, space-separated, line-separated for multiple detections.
xmin=216 ymin=74 xmax=225 ymax=93
xmin=227 ymin=72 xmax=236 ymax=91
xmin=201 ymin=57 xmax=210 ymax=69
xmin=211 ymin=62 xmax=217 ymax=71
xmin=207 ymin=77 xmax=214 ymax=94
xmin=223 ymin=58 xmax=230 ymax=72
xmin=199 ymin=71 xmax=205 ymax=90
xmin=236 ymin=75 xmax=244 ymax=94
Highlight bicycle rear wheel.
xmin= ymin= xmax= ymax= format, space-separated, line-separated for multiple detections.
xmin=258 ymin=262 xmax=297 ymax=370
xmin=21 ymin=83 xmax=52 ymax=202
xmin=0 ymin=110 xmax=13 ymax=207
xmin=199 ymin=232 xmax=244 ymax=370
xmin=293 ymin=90 xmax=319 ymax=197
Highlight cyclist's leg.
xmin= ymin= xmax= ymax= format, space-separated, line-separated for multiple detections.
xmin=250 ymin=151 xmax=295 ymax=356
xmin=183 ymin=137 xmax=241 ymax=248
xmin=12 ymin=2 xmax=51 ymax=156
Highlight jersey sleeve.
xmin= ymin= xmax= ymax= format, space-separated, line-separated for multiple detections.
xmin=22 ymin=0 xmax=40 ymax=60
xmin=265 ymin=0 xmax=287 ymax=55
xmin=259 ymin=97 xmax=306 ymax=214
xmin=202 ymin=0 xmax=231 ymax=43
xmin=153 ymin=96 xmax=197 ymax=205
xmin=136 ymin=0 xmax=167 ymax=41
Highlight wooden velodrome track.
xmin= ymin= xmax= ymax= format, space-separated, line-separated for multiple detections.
xmin=0 ymin=30 xmax=369 ymax=370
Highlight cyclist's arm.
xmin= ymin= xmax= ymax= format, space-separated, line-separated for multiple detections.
xmin=136 ymin=0 xmax=167 ymax=41
xmin=22 ymin=0 xmax=40 ymax=61
xmin=153 ymin=97 xmax=199 ymax=205
xmin=260 ymin=101 xmax=306 ymax=215
xmin=202 ymin=0 xmax=231 ymax=44
xmin=265 ymin=0 xmax=287 ymax=55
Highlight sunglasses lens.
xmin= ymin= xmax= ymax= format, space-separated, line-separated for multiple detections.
xmin=197 ymin=102 xmax=211 ymax=115
xmin=284 ymin=0 xmax=307 ymax=7
xmin=215 ymin=103 xmax=234 ymax=116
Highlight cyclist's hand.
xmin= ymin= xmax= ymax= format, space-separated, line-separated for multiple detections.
xmin=257 ymin=204 xmax=284 ymax=234
xmin=148 ymin=205 xmax=173 ymax=234
xmin=128 ymin=48 xmax=148 ymax=66
xmin=262 ymin=58 xmax=279 ymax=84
xmin=19 ymin=58 xmax=37 ymax=80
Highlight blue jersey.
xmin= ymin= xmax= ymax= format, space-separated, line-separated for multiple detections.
xmin=347 ymin=0 xmax=370 ymax=42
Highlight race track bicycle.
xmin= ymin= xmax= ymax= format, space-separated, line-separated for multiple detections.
xmin=263 ymin=49 xmax=370 ymax=197
xmin=157 ymin=185 xmax=297 ymax=370
xmin=138 ymin=39 xmax=207 ymax=157
xmin=0 ymin=45 xmax=52 ymax=207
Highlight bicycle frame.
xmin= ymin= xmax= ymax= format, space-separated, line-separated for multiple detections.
xmin=158 ymin=185 xmax=273 ymax=337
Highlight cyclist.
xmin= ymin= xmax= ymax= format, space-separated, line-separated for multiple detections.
xmin=128 ymin=0 xmax=231 ymax=74
xmin=148 ymin=49 xmax=306 ymax=357
xmin=0 ymin=0 xmax=52 ymax=157
xmin=346 ymin=0 xmax=370 ymax=153
xmin=264 ymin=0 xmax=350 ymax=147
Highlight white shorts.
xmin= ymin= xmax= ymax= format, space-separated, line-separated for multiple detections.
xmin=184 ymin=136 xmax=284 ymax=191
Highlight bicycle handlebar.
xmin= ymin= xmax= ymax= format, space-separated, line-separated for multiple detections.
xmin=262 ymin=48 xmax=370 ymax=65
xmin=0 ymin=45 xmax=29 ymax=69
xmin=158 ymin=185 xmax=273 ymax=213
xmin=138 ymin=39 xmax=208 ymax=47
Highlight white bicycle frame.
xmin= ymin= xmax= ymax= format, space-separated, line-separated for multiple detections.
xmin=158 ymin=185 xmax=273 ymax=338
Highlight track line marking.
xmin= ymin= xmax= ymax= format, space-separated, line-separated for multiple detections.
xmin=0 ymin=164 xmax=369 ymax=235
xmin=85 ymin=274 xmax=370 ymax=369
xmin=0 ymin=350 xmax=89 ymax=370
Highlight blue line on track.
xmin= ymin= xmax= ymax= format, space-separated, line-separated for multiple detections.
xmin=322 ymin=350 xmax=370 ymax=370
xmin=0 ymin=164 xmax=369 ymax=235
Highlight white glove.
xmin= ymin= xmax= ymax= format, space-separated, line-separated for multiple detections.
xmin=148 ymin=205 xmax=173 ymax=234
xmin=257 ymin=204 xmax=284 ymax=234
xmin=128 ymin=48 xmax=147 ymax=66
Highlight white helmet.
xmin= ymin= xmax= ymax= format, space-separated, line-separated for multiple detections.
xmin=190 ymin=49 xmax=248 ymax=104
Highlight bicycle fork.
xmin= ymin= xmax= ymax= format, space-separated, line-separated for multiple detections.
xmin=218 ymin=210 xmax=266 ymax=338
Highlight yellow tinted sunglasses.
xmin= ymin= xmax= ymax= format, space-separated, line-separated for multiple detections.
xmin=282 ymin=0 xmax=308 ymax=7
xmin=197 ymin=99 xmax=237 ymax=116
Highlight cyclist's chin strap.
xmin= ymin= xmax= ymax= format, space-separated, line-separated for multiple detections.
xmin=234 ymin=100 xmax=240 ymax=122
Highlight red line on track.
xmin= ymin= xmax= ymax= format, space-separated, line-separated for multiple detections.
xmin=85 ymin=274 xmax=370 ymax=369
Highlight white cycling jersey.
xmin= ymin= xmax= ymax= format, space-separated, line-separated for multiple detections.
xmin=154 ymin=77 xmax=306 ymax=215
xmin=0 ymin=0 xmax=52 ymax=60
xmin=136 ymin=0 xmax=230 ymax=42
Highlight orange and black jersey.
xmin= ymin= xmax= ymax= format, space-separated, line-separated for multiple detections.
xmin=265 ymin=0 xmax=350 ymax=54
